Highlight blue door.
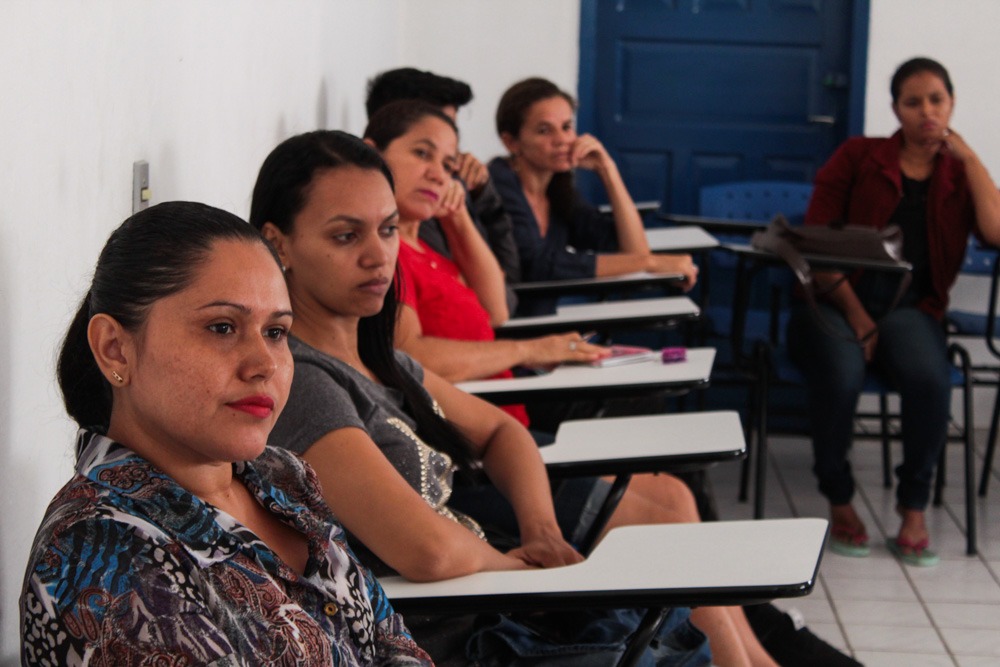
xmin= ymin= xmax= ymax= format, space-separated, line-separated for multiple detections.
xmin=579 ymin=0 xmax=868 ymax=213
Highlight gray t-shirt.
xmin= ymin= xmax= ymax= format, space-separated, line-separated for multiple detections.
xmin=269 ymin=337 xmax=483 ymax=574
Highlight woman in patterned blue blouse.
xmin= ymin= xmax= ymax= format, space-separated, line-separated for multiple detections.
xmin=20 ymin=201 xmax=431 ymax=666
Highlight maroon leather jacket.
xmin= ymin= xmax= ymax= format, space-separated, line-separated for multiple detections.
xmin=804 ymin=130 xmax=975 ymax=320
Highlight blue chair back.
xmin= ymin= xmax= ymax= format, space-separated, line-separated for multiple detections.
xmin=961 ymin=235 xmax=996 ymax=276
xmin=700 ymin=181 xmax=814 ymax=225
xmin=948 ymin=236 xmax=1000 ymax=336
xmin=698 ymin=181 xmax=814 ymax=348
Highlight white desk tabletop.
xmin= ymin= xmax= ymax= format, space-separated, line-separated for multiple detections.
xmin=599 ymin=200 xmax=662 ymax=214
xmin=498 ymin=296 xmax=699 ymax=333
xmin=382 ymin=518 xmax=828 ymax=612
xmin=545 ymin=410 xmax=745 ymax=467
xmin=723 ymin=242 xmax=912 ymax=273
xmin=455 ymin=347 xmax=715 ymax=402
xmin=658 ymin=213 xmax=768 ymax=234
xmin=511 ymin=270 xmax=684 ymax=295
xmin=646 ymin=226 xmax=720 ymax=252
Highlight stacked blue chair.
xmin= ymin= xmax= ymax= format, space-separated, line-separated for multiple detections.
xmin=700 ymin=181 xmax=813 ymax=225
xmin=697 ymin=181 xmax=813 ymax=351
xmin=687 ymin=182 xmax=813 ymax=503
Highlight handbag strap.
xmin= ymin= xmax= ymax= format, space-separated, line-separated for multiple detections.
xmin=751 ymin=217 xmax=913 ymax=346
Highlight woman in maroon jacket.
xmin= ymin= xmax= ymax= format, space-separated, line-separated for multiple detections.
xmin=788 ymin=57 xmax=1000 ymax=566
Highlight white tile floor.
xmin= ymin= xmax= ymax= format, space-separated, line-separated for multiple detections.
xmin=710 ymin=429 xmax=1000 ymax=665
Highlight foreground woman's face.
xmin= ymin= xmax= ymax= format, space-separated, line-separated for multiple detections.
xmin=119 ymin=239 xmax=294 ymax=465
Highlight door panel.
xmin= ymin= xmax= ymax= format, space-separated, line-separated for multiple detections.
xmin=582 ymin=0 xmax=859 ymax=213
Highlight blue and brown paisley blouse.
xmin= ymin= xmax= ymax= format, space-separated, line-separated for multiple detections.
xmin=20 ymin=430 xmax=431 ymax=666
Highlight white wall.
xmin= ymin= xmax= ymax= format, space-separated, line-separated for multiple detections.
xmin=0 ymin=1 xmax=577 ymax=661
xmin=398 ymin=0 xmax=581 ymax=163
xmin=0 ymin=0 xmax=408 ymax=658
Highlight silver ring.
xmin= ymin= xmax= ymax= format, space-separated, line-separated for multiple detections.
xmin=569 ymin=341 xmax=578 ymax=351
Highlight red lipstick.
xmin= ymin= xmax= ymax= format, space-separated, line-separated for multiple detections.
xmin=227 ymin=395 xmax=275 ymax=418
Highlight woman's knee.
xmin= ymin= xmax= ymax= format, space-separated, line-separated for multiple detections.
xmin=628 ymin=473 xmax=700 ymax=523
xmin=788 ymin=312 xmax=866 ymax=396
xmin=881 ymin=347 xmax=951 ymax=401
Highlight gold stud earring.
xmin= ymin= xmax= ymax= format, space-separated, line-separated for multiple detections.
xmin=111 ymin=370 xmax=124 ymax=384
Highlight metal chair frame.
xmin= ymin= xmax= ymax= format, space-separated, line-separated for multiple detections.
xmin=945 ymin=238 xmax=1000 ymax=496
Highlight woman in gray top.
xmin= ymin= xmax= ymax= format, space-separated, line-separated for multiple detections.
xmin=249 ymin=129 xmax=779 ymax=667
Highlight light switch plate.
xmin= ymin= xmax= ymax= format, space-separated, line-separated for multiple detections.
xmin=132 ymin=160 xmax=150 ymax=214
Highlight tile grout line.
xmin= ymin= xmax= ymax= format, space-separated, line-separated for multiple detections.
xmin=717 ymin=430 xmax=1000 ymax=661
xmin=769 ymin=443 xmax=863 ymax=659
xmin=855 ymin=482 xmax=961 ymax=664
xmin=768 ymin=436 xmax=1000 ymax=666
xmin=774 ymin=440 xmax=961 ymax=662
xmin=939 ymin=497 xmax=1000 ymax=588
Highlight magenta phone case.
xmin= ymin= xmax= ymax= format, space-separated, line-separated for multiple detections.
xmin=661 ymin=347 xmax=687 ymax=363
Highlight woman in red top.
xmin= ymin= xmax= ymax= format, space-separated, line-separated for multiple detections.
xmin=363 ymin=101 xmax=609 ymax=408
xmin=788 ymin=58 xmax=1000 ymax=565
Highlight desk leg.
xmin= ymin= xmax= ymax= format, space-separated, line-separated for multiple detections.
xmin=695 ymin=248 xmax=712 ymax=348
xmin=578 ymin=474 xmax=632 ymax=557
xmin=753 ymin=342 xmax=769 ymax=520
xmin=616 ymin=607 xmax=669 ymax=667
xmin=731 ymin=256 xmax=751 ymax=363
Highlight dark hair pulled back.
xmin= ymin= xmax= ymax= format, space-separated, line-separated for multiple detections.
xmin=249 ymin=130 xmax=394 ymax=235
xmin=890 ymin=57 xmax=953 ymax=104
xmin=496 ymin=77 xmax=579 ymax=219
xmin=58 ymin=201 xmax=275 ymax=439
xmin=363 ymin=100 xmax=458 ymax=152
xmin=249 ymin=130 xmax=475 ymax=469
xmin=365 ymin=67 xmax=473 ymax=119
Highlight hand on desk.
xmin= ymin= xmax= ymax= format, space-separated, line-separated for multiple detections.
xmin=507 ymin=533 xmax=584 ymax=569
xmin=648 ymin=253 xmax=699 ymax=292
xmin=520 ymin=332 xmax=610 ymax=368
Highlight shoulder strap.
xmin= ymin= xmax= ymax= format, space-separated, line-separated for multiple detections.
xmin=751 ymin=216 xmax=912 ymax=346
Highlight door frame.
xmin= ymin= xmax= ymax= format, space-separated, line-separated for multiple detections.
xmin=577 ymin=0 xmax=870 ymax=140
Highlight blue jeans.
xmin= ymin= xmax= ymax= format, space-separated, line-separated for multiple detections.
xmin=465 ymin=607 xmax=711 ymax=666
xmin=787 ymin=295 xmax=950 ymax=510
